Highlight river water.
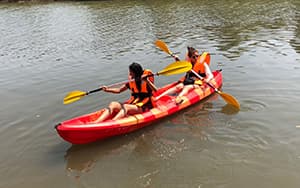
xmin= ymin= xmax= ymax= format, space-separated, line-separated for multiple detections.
xmin=0 ymin=0 xmax=300 ymax=187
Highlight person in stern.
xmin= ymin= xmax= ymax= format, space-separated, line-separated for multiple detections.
xmin=93 ymin=62 xmax=157 ymax=123
xmin=155 ymin=46 xmax=213 ymax=104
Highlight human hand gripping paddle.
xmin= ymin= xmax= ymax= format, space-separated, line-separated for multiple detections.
xmin=63 ymin=61 xmax=192 ymax=105
xmin=155 ymin=40 xmax=240 ymax=109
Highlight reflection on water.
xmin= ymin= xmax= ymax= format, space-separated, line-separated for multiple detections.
xmin=64 ymin=133 xmax=145 ymax=174
xmin=64 ymin=128 xmax=191 ymax=188
xmin=65 ymin=125 xmax=188 ymax=177
xmin=169 ymin=93 xmax=238 ymax=126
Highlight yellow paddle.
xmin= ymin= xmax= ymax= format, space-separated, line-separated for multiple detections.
xmin=63 ymin=80 xmax=127 ymax=105
xmin=155 ymin=39 xmax=240 ymax=109
xmin=155 ymin=40 xmax=174 ymax=56
xmin=63 ymin=61 xmax=192 ymax=105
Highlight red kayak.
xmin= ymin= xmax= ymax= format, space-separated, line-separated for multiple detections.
xmin=55 ymin=70 xmax=222 ymax=144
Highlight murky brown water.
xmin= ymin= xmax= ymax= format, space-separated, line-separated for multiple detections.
xmin=0 ymin=0 xmax=300 ymax=187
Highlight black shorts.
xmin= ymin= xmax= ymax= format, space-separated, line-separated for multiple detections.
xmin=141 ymin=101 xmax=153 ymax=112
xmin=183 ymin=77 xmax=195 ymax=85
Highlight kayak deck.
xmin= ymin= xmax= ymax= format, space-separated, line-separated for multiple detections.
xmin=55 ymin=70 xmax=222 ymax=144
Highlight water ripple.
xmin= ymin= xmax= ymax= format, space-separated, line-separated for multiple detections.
xmin=241 ymin=100 xmax=268 ymax=112
xmin=1 ymin=1 xmax=300 ymax=187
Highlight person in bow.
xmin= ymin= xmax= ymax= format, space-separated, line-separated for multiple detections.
xmin=94 ymin=62 xmax=157 ymax=122
xmin=156 ymin=46 xmax=213 ymax=104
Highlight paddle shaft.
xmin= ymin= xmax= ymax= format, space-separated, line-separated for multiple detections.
xmin=64 ymin=60 xmax=192 ymax=105
xmin=79 ymin=64 xmax=190 ymax=96
xmin=87 ymin=73 xmax=162 ymax=95
xmin=86 ymin=79 xmax=134 ymax=95
xmin=87 ymin=88 xmax=103 ymax=95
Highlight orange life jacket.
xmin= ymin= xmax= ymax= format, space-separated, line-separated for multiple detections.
xmin=180 ymin=52 xmax=211 ymax=82
xmin=126 ymin=69 xmax=155 ymax=110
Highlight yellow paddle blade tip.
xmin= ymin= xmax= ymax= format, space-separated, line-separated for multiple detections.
xmin=219 ymin=92 xmax=240 ymax=110
xmin=64 ymin=98 xmax=80 ymax=105
xmin=63 ymin=90 xmax=86 ymax=105
xmin=155 ymin=40 xmax=165 ymax=46
xmin=155 ymin=40 xmax=172 ymax=55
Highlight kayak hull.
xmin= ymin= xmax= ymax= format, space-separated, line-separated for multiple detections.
xmin=55 ymin=70 xmax=222 ymax=144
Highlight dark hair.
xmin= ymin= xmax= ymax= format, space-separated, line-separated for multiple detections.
xmin=129 ymin=62 xmax=143 ymax=78
xmin=187 ymin=46 xmax=198 ymax=58
xmin=129 ymin=62 xmax=143 ymax=90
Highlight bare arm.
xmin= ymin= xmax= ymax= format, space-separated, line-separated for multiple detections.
xmin=204 ymin=63 xmax=213 ymax=82
xmin=102 ymin=84 xmax=128 ymax=93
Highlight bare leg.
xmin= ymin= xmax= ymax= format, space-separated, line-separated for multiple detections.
xmin=155 ymin=83 xmax=184 ymax=101
xmin=175 ymin=84 xmax=200 ymax=104
xmin=94 ymin=108 xmax=110 ymax=123
xmin=112 ymin=109 xmax=125 ymax=120
xmin=112 ymin=104 xmax=142 ymax=120
xmin=177 ymin=85 xmax=198 ymax=97
xmin=94 ymin=101 xmax=122 ymax=123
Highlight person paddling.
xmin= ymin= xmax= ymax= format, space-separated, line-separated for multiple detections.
xmin=155 ymin=46 xmax=213 ymax=104
xmin=93 ymin=62 xmax=157 ymax=123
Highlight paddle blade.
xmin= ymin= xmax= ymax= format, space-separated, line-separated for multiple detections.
xmin=63 ymin=90 xmax=87 ymax=105
xmin=157 ymin=61 xmax=192 ymax=76
xmin=155 ymin=40 xmax=172 ymax=55
xmin=217 ymin=91 xmax=240 ymax=109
